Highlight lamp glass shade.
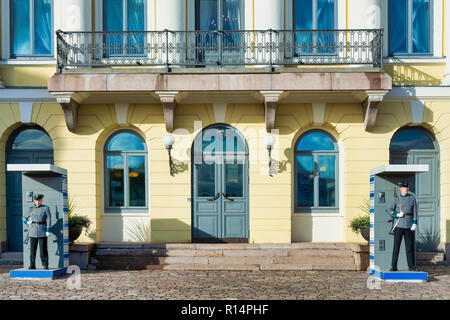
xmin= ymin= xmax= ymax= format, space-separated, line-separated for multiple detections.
xmin=163 ymin=134 xmax=175 ymax=147
xmin=264 ymin=134 xmax=275 ymax=148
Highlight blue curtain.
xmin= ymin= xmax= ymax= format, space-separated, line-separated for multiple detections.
xmin=127 ymin=0 xmax=145 ymax=54
xmin=412 ymin=0 xmax=430 ymax=53
xmin=104 ymin=0 xmax=124 ymax=55
xmin=198 ymin=0 xmax=218 ymax=30
xmin=222 ymin=0 xmax=240 ymax=30
xmin=294 ymin=0 xmax=313 ymax=54
xmin=11 ymin=0 xmax=30 ymax=55
xmin=317 ymin=0 xmax=334 ymax=30
xmin=34 ymin=0 xmax=52 ymax=55
xmin=389 ymin=0 xmax=408 ymax=54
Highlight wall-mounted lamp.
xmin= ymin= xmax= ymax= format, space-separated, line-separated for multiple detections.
xmin=163 ymin=134 xmax=175 ymax=176
xmin=264 ymin=134 xmax=275 ymax=176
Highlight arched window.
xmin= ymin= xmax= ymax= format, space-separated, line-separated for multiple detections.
xmin=294 ymin=130 xmax=338 ymax=212
xmin=390 ymin=127 xmax=436 ymax=151
xmin=104 ymin=130 xmax=147 ymax=212
xmin=8 ymin=127 xmax=53 ymax=150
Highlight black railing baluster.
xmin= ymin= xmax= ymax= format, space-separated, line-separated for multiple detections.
xmin=55 ymin=29 xmax=383 ymax=71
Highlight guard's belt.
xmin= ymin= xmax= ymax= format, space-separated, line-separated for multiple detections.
xmin=32 ymin=221 xmax=46 ymax=224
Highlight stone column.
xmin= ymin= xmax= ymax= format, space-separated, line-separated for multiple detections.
xmin=348 ymin=0 xmax=381 ymax=29
xmin=442 ymin=0 xmax=450 ymax=85
xmin=60 ymin=0 xmax=92 ymax=64
xmin=60 ymin=0 xmax=91 ymax=31
xmin=250 ymin=0 xmax=283 ymax=66
xmin=155 ymin=0 xmax=186 ymax=66
xmin=347 ymin=0 xmax=382 ymax=66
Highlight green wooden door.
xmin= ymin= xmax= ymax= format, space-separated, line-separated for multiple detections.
xmin=192 ymin=125 xmax=249 ymax=242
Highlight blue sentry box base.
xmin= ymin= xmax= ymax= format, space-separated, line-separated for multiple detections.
xmin=370 ymin=269 xmax=428 ymax=282
xmin=10 ymin=267 xmax=67 ymax=279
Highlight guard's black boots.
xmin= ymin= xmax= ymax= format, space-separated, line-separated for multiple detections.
xmin=28 ymin=266 xmax=36 ymax=270
xmin=390 ymin=267 xmax=398 ymax=272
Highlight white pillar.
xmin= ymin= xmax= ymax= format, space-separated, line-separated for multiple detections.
xmin=155 ymin=0 xmax=186 ymax=66
xmin=155 ymin=0 xmax=185 ymax=31
xmin=252 ymin=0 xmax=283 ymax=30
xmin=348 ymin=0 xmax=381 ymax=29
xmin=442 ymin=0 xmax=450 ymax=85
xmin=60 ymin=0 xmax=92 ymax=31
xmin=249 ymin=0 xmax=284 ymax=66
xmin=347 ymin=0 xmax=382 ymax=66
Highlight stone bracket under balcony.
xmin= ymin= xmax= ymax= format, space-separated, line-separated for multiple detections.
xmin=48 ymin=72 xmax=392 ymax=132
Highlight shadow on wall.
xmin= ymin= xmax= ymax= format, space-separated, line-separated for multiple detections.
xmin=384 ymin=64 xmax=441 ymax=86
xmin=151 ymin=219 xmax=191 ymax=243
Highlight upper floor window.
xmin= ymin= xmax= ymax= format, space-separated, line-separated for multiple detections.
xmin=103 ymin=0 xmax=146 ymax=56
xmin=195 ymin=0 xmax=243 ymax=31
xmin=10 ymin=0 xmax=53 ymax=57
xmin=293 ymin=0 xmax=336 ymax=55
xmin=389 ymin=0 xmax=432 ymax=55
xmin=104 ymin=130 xmax=148 ymax=212
xmin=293 ymin=0 xmax=336 ymax=30
xmin=294 ymin=130 xmax=338 ymax=212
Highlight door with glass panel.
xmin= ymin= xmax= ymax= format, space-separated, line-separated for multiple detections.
xmin=102 ymin=0 xmax=146 ymax=58
xmin=195 ymin=0 xmax=244 ymax=66
xmin=6 ymin=127 xmax=54 ymax=251
xmin=192 ymin=125 xmax=249 ymax=242
xmin=390 ymin=127 xmax=440 ymax=252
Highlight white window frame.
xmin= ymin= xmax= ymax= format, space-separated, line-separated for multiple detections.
xmin=95 ymin=0 xmax=150 ymax=32
xmin=1 ymin=0 xmax=61 ymax=61
xmin=382 ymin=0 xmax=442 ymax=58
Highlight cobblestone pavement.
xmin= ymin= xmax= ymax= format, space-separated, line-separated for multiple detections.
xmin=0 ymin=266 xmax=448 ymax=300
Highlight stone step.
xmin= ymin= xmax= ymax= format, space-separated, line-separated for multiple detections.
xmin=416 ymin=252 xmax=445 ymax=262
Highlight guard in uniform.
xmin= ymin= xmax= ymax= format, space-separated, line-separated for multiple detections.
xmin=23 ymin=194 xmax=51 ymax=270
xmin=389 ymin=182 xmax=418 ymax=272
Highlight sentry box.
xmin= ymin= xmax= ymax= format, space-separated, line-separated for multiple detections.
xmin=369 ymin=164 xmax=429 ymax=282
xmin=7 ymin=164 xmax=69 ymax=279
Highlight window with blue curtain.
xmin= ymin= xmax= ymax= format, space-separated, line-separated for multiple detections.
xmin=195 ymin=0 xmax=243 ymax=57
xmin=104 ymin=131 xmax=148 ymax=211
xmin=293 ymin=0 xmax=336 ymax=55
xmin=10 ymin=0 xmax=53 ymax=57
xmin=389 ymin=0 xmax=432 ymax=55
xmin=294 ymin=130 xmax=338 ymax=212
xmin=103 ymin=0 xmax=146 ymax=56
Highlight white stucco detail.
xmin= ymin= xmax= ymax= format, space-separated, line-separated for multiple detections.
xmin=312 ymin=102 xmax=326 ymax=124
xmin=115 ymin=103 xmax=129 ymax=125
xmin=213 ymin=103 xmax=227 ymax=123
xmin=60 ymin=0 xmax=92 ymax=31
xmin=410 ymin=100 xmax=425 ymax=124
xmin=348 ymin=0 xmax=381 ymax=29
xmin=19 ymin=102 xmax=34 ymax=123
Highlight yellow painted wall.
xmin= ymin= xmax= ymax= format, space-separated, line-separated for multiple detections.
xmin=0 ymin=99 xmax=449 ymax=247
xmin=0 ymin=66 xmax=56 ymax=87
xmin=383 ymin=63 xmax=446 ymax=86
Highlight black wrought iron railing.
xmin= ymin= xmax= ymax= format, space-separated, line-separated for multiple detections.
xmin=56 ymin=29 xmax=383 ymax=71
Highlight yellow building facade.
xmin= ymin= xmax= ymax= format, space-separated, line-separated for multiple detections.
xmin=0 ymin=0 xmax=449 ymax=257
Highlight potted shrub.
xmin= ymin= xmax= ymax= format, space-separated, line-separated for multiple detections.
xmin=349 ymin=199 xmax=371 ymax=242
xmin=68 ymin=196 xmax=92 ymax=243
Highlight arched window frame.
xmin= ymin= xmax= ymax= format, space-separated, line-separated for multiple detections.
xmin=104 ymin=129 xmax=148 ymax=213
xmin=294 ymin=129 xmax=339 ymax=213
xmin=7 ymin=125 xmax=53 ymax=152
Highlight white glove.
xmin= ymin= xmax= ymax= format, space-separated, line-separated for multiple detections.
xmin=396 ymin=211 xmax=404 ymax=218
xmin=46 ymin=232 xmax=50 ymax=237
xmin=411 ymin=224 xmax=417 ymax=231
xmin=27 ymin=220 xmax=32 ymax=226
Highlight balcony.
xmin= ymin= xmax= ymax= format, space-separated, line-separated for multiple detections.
xmin=49 ymin=29 xmax=391 ymax=135
xmin=56 ymin=29 xmax=383 ymax=71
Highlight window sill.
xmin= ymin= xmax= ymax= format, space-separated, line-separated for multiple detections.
xmin=294 ymin=208 xmax=341 ymax=214
xmin=103 ymin=208 xmax=149 ymax=215
xmin=102 ymin=212 xmax=150 ymax=217
xmin=383 ymin=57 xmax=446 ymax=64
xmin=0 ymin=59 xmax=57 ymax=66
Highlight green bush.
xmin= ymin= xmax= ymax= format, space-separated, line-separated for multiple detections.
xmin=349 ymin=198 xmax=371 ymax=233
xmin=349 ymin=215 xmax=370 ymax=233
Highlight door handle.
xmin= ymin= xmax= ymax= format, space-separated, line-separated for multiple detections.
xmin=222 ymin=193 xmax=234 ymax=201
xmin=207 ymin=193 xmax=221 ymax=201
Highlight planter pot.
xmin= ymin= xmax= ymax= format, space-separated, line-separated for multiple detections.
xmin=359 ymin=227 xmax=370 ymax=242
xmin=69 ymin=225 xmax=83 ymax=243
